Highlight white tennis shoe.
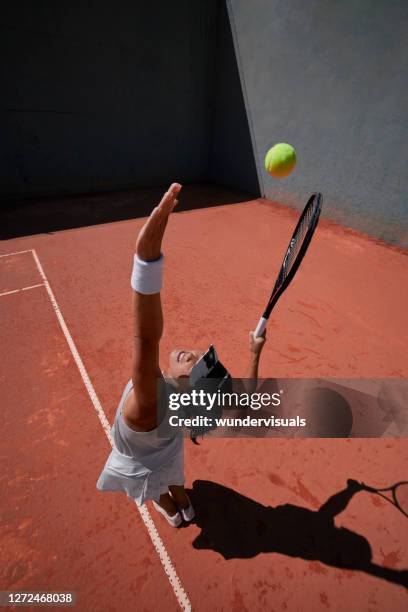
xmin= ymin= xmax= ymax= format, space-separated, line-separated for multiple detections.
xmin=170 ymin=493 xmax=195 ymax=522
xmin=152 ymin=501 xmax=182 ymax=527
xmin=180 ymin=499 xmax=195 ymax=522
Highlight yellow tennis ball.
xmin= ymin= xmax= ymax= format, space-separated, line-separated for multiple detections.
xmin=265 ymin=143 xmax=297 ymax=178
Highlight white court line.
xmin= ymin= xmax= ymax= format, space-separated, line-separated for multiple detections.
xmin=0 ymin=288 xmax=20 ymax=297
xmin=29 ymin=249 xmax=192 ymax=611
xmin=0 ymin=249 xmax=32 ymax=258
xmin=0 ymin=283 xmax=44 ymax=298
xmin=22 ymin=283 xmax=44 ymax=291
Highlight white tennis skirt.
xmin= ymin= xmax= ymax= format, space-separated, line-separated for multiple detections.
xmin=96 ymin=379 xmax=185 ymax=506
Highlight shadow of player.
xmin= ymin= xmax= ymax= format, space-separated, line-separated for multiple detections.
xmin=187 ymin=479 xmax=407 ymax=589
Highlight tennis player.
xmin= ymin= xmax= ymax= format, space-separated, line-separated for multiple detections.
xmin=97 ymin=183 xmax=266 ymax=527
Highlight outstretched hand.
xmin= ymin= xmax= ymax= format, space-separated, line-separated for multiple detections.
xmin=347 ymin=479 xmax=365 ymax=492
xmin=136 ymin=183 xmax=182 ymax=261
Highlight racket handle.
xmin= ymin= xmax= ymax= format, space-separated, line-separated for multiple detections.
xmin=254 ymin=317 xmax=268 ymax=338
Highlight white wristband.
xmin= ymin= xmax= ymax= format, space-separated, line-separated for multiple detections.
xmin=131 ymin=253 xmax=164 ymax=294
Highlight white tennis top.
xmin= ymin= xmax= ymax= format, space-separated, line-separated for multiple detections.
xmin=96 ymin=379 xmax=184 ymax=505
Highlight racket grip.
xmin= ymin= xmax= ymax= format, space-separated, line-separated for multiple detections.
xmin=254 ymin=317 xmax=267 ymax=338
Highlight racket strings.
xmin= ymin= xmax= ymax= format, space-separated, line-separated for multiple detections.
xmin=261 ymin=193 xmax=322 ymax=321
xmin=278 ymin=202 xmax=317 ymax=285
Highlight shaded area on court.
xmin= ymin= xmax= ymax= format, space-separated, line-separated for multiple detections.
xmin=189 ymin=479 xmax=408 ymax=588
xmin=1 ymin=183 xmax=255 ymax=239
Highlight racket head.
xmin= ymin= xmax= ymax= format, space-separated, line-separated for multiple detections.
xmin=263 ymin=192 xmax=322 ymax=319
xmin=363 ymin=481 xmax=408 ymax=518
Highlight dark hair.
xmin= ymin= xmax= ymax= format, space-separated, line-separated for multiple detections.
xmin=161 ymin=374 xmax=232 ymax=444
xmin=181 ymin=377 xmax=233 ymax=443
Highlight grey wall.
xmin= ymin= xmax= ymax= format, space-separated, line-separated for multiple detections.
xmin=1 ymin=0 xmax=260 ymax=201
xmin=1 ymin=1 xmax=219 ymax=196
xmin=227 ymin=0 xmax=408 ymax=247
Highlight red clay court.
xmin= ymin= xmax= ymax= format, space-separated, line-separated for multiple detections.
xmin=1 ymin=192 xmax=407 ymax=611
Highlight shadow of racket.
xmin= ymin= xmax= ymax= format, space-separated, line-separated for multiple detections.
xmin=356 ymin=480 xmax=408 ymax=518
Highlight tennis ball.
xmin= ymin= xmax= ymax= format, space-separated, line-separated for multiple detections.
xmin=265 ymin=143 xmax=297 ymax=178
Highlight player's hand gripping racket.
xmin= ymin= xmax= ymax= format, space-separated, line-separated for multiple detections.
xmin=254 ymin=193 xmax=323 ymax=338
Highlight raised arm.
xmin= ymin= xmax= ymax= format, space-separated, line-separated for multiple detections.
xmin=244 ymin=331 xmax=266 ymax=392
xmin=124 ymin=183 xmax=181 ymax=431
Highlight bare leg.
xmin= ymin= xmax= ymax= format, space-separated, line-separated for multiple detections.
xmin=156 ymin=492 xmax=179 ymax=516
xmin=169 ymin=485 xmax=190 ymax=509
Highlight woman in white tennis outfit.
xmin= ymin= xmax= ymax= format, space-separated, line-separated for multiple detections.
xmin=97 ymin=183 xmax=266 ymax=527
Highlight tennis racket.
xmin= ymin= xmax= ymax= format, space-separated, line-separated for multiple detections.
xmin=254 ymin=192 xmax=323 ymax=338
xmin=361 ymin=481 xmax=408 ymax=518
